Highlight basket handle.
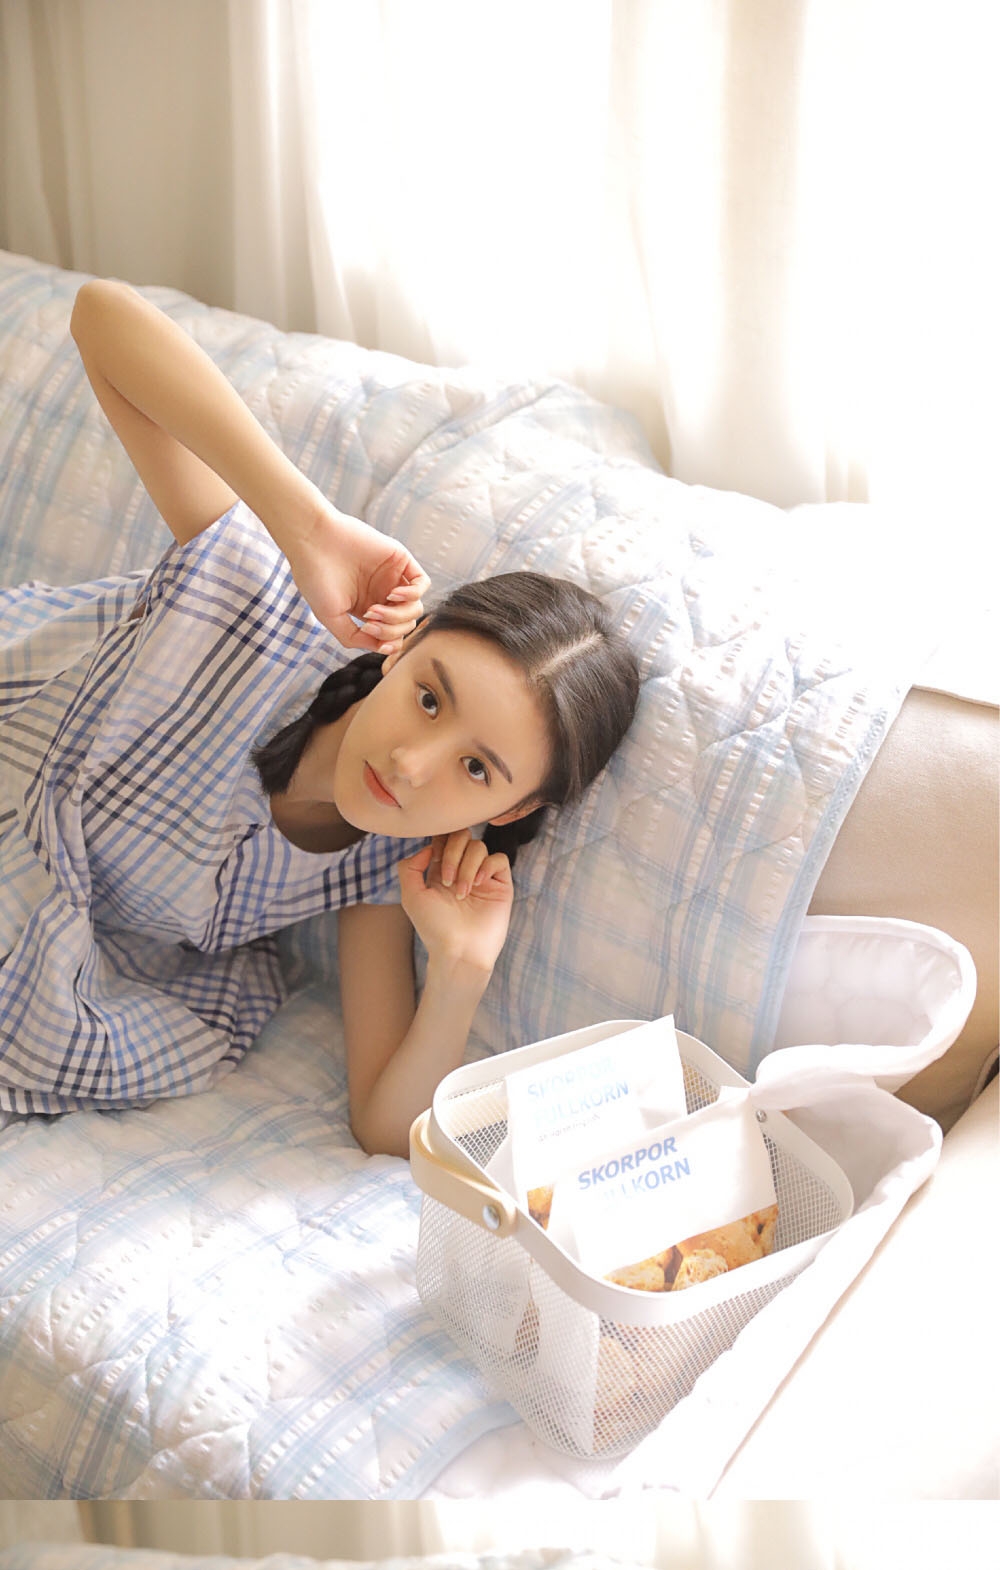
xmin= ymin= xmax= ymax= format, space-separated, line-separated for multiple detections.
xmin=750 ymin=1047 xmax=905 ymax=1110
xmin=409 ymin=1110 xmax=519 ymax=1237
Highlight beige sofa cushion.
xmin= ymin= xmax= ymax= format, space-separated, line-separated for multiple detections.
xmin=810 ymin=686 xmax=999 ymax=1131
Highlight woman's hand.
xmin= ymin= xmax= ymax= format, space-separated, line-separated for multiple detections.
xmin=284 ymin=504 xmax=431 ymax=655
xmin=396 ymin=831 xmax=514 ymax=976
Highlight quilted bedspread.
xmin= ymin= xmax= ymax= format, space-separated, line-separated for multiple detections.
xmin=0 ymin=250 xmax=934 ymax=1497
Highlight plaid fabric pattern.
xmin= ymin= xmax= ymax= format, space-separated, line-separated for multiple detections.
xmin=0 ymin=502 xmax=425 ymax=1114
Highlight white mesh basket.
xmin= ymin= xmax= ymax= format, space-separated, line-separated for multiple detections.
xmin=410 ymin=1019 xmax=853 ymax=1460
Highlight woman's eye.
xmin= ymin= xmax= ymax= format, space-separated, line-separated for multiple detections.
xmin=465 ymin=756 xmax=490 ymax=785
xmin=418 ymin=686 xmax=439 ymax=716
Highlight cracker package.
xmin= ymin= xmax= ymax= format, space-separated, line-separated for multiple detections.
xmin=545 ymin=1087 xmax=778 ymax=1290
xmin=486 ymin=1016 xmax=687 ymax=1220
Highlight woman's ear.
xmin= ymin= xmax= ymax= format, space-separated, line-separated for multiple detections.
xmin=488 ymin=798 xmax=546 ymax=827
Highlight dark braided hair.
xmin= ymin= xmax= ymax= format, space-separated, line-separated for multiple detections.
xmin=252 ymin=572 xmax=640 ymax=866
xmin=251 ymin=652 xmax=384 ymax=797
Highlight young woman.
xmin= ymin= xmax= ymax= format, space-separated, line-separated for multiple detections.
xmin=0 ymin=280 xmax=640 ymax=1154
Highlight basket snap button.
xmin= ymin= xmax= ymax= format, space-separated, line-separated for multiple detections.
xmin=482 ymin=1204 xmax=502 ymax=1231
xmin=755 ymin=1109 xmax=768 ymax=1123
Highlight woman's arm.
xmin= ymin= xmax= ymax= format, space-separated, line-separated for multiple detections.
xmin=71 ymin=278 xmax=319 ymax=551
xmin=340 ymin=834 xmax=512 ymax=1157
xmin=70 ymin=278 xmax=428 ymax=651
xmin=339 ymin=901 xmax=490 ymax=1158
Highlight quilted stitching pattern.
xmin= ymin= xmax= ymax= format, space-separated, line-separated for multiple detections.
xmin=0 ymin=989 xmax=514 ymax=1497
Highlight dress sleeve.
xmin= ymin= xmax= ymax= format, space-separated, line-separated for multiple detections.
xmin=352 ymin=832 xmax=429 ymax=906
xmin=140 ymin=501 xmax=336 ymax=661
xmin=120 ymin=500 xmax=345 ymax=744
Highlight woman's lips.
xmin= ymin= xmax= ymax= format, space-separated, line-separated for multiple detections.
xmin=364 ymin=762 xmax=400 ymax=807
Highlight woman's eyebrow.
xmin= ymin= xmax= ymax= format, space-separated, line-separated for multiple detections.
xmin=431 ymin=657 xmax=514 ymax=784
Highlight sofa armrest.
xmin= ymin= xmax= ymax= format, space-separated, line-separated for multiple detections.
xmin=809 ymin=686 xmax=999 ymax=1132
xmin=713 ymin=1076 xmax=999 ymax=1498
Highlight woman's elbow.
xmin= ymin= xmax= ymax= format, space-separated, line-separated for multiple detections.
xmin=349 ymin=1107 xmax=410 ymax=1160
xmin=70 ymin=278 xmax=129 ymax=343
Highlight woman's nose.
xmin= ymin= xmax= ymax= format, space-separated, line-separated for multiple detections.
xmin=389 ymin=739 xmax=442 ymax=788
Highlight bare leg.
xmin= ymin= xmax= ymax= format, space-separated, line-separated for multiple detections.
xmin=809 ymin=686 xmax=999 ymax=1131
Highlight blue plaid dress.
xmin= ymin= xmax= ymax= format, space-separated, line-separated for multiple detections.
xmin=0 ymin=502 xmax=427 ymax=1115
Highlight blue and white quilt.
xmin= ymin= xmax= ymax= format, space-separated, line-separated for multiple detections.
xmin=0 ymin=250 xmax=932 ymax=1497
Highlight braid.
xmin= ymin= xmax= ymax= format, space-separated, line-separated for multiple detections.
xmin=251 ymin=652 xmax=384 ymax=796
xmin=308 ymin=652 xmax=385 ymax=720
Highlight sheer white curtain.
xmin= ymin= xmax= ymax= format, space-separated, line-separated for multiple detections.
xmin=80 ymin=1504 xmax=445 ymax=1560
xmin=79 ymin=1502 xmax=656 ymax=1561
xmin=1 ymin=0 xmax=995 ymax=530
xmin=0 ymin=1504 xmax=85 ymax=1548
xmin=68 ymin=1501 xmax=1000 ymax=1569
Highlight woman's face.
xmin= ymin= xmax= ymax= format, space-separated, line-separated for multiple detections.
xmin=321 ymin=628 xmax=553 ymax=839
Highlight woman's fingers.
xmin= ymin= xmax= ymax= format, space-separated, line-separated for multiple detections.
xmin=357 ymin=586 xmax=427 ymax=653
xmin=472 ymin=851 xmax=513 ymax=893
xmin=406 ymin=833 xmax=510 ymax=903
xmin=436 ymin=830 xmax=473 ymax=890
xmin=359 ymin=600 xmax=425 ymax=650
xmin=449 ymin=839 xmax=513 ymax=900
xmin=337 ymin=612 xmax=410 ymax=654
xmin=452 ymin=840 xmax=491 ymax=899
xmin=370 ymin=559 xmax=431 ymax=615
xmin=362 ymin=609 xmax=417 ymax=632
xmin=364 ymin=587 xmax=425 ymax=622
xmin=394 ymin=565 xmax=432 ymax=598
xmin=387 ymin=576 xmax=430 ymax=603
xmin=427 ymin=830 xmax=506 ymax=899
